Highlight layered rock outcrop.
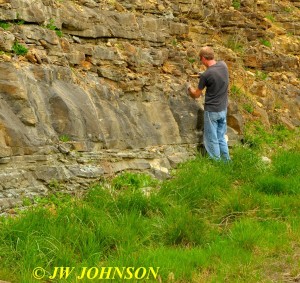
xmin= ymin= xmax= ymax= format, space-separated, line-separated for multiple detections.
xmin=0 ymin=0 xmax=299 ymax=210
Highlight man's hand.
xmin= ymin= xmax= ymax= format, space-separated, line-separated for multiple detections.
xmin=189 ymin=86 xmax=202 ymax=99
xmin=186 ymin=82 xmax=192 ymax=94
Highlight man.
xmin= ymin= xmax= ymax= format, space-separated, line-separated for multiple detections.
xmin=187 ymin=46 xmax=230 ymax=161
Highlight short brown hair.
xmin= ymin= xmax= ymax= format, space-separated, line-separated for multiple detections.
xmin=199 ymin=46 xmax=214 ymax=60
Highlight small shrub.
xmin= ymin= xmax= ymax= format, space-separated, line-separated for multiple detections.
xmin=16 ymin=19 xmax=25 ymax=25
xmin=12 ymin=41 xmax=28 ymax=55
xmin=22 ymin=197 xmax=32 ymax=206
xmin=283 ymin=6 xmax=293 ymax=13
xmin=187 ymin=57 xmax=196 ymax=64
xmin=255 ymin=70 xmax=268 ymax=80
xmin=0 ymin=21 xmax=11 ymax=30
xmin=46 ymin=19 xmax=63 ymax=37
xmin=265 ymin=14 xmax=275 ymax=22
xmin=232 ymin=0 xmax=241 ymax=9
xmin=243 ymin=103 xmax=254 ymax=114
xmin=171 ymin=39 xmax=178 ymax=46
xmin=46 ymin=19 xmax=57 ymax=30
xmin=55 ymin=30 xmax=63 ymax=37
xmin=48 ymin=179 xmax=63 ymax=191
xmin=260 ymin=38 xmax=271 ymax=47
xmin=59 ymin=134 xmax=70 ymax=142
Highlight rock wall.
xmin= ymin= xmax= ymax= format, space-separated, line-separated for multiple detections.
xmin=0 ymin=0 xmax=299 ymax=210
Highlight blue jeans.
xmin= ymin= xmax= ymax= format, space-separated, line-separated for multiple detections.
xmin=203 ymin=110 xmax=230 ymax=161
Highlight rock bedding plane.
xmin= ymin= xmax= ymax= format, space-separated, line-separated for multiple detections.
xmin=0 ymin=0 xmax=299 ymax=210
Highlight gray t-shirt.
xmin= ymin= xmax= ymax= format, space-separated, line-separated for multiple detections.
xmin=198 ymin=61 xmax=229 ymax=112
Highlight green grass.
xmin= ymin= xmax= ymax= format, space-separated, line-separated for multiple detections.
xmin=226 ymin=37 xmax=244 ymax=53
xmin=243 ymin=121 xmax=298 ymax=151
xmin=0 ymin=127 xmax=299 ymax=282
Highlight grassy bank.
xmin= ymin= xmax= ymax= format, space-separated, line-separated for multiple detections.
xmin=0 ymin=126 xmax=299 ymax=283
